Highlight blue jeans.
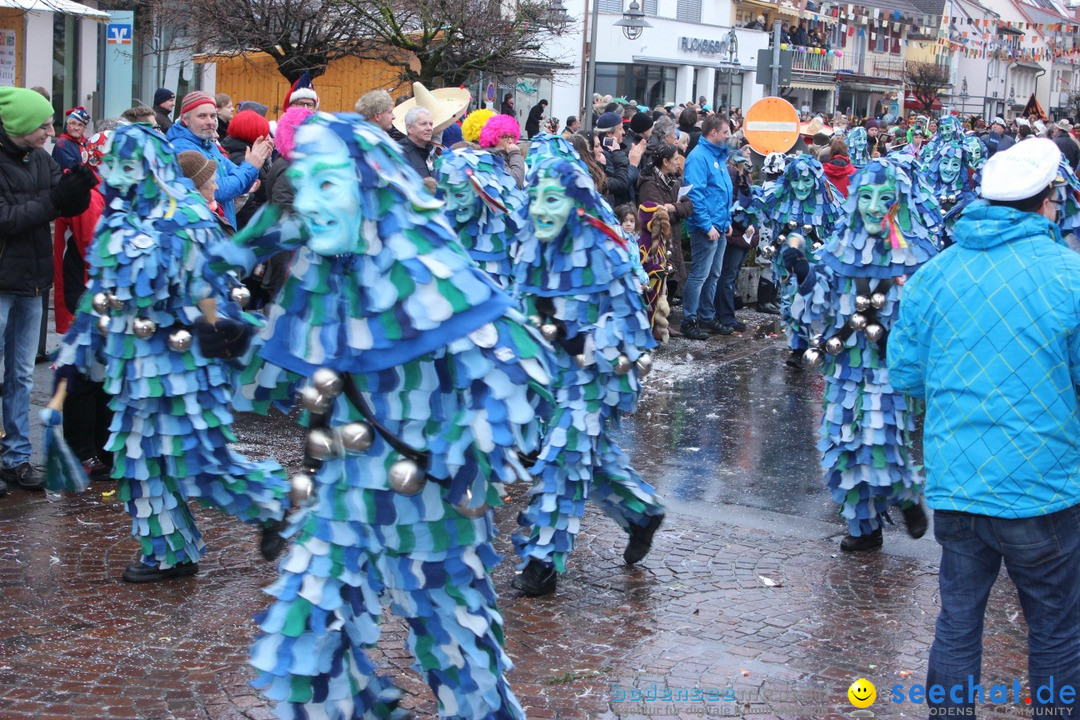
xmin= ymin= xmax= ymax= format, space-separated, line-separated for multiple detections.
xmin=715 ymin=244 xmax=748 ymax=326
xmin=0 ymin=294 xmax=43 ymax=468
xmin=927 ymin=507 xmax=1080 ymax=718
xmin=682 ymin=230 xmax=727 ymax=322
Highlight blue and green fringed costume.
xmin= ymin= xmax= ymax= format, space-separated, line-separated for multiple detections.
xmin=753 ymin=155 xmax=845 ymax=351
xmin=435 ymin=148 xmax=526 ymax=288
xmin=209 ymin=114 xmax=553 ymax=720
xmin=847 ymin=127 xmax=870 ymax=168
xmin=788 ymin=159 xmax=941 ymax=537
xmin=54 ymin=123 xmax=288 ymax=569
xmin=920 ymin=142 xmax=975 ymax=248
xmin=511 ymin=155 xmax=663 ymax=575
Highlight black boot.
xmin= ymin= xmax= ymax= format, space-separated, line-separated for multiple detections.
xmin=259 ymin=518 xmax=289 ymax=561
xmin=624 ymin=514 xmax=664 ymax=564
xmin=122 ymin=560 xmax=199 ymax=583
xmin=840 ymin=526 xmax=883 ymax=552
xmin=512 ymin=560 xmax=557 ymax=596
xmin=901 ymin=502 xmax=928 ymax=539
xmin=785 ymin=348 xmax=805 ymax=368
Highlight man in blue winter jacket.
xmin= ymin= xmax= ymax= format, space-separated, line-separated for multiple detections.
xmin=889 ymin=138 xmax=1080 ymax=719
xmin=166 ymin=91 xmax=272 ymax=227
xmin=680 ymin=114 xmax=733 ymax=340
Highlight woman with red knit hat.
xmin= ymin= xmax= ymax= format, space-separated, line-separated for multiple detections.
xmin=222 ymin=109 xmax=272 ymax=228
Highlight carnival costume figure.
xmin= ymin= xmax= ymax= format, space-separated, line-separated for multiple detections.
xmin=847 ymin=127 xmax=870 ymax=168
xmin=963 ymin=135 xmax=987 ymax=188
xmin=923 ymin=144 xmax=975 ymax=248
xmin=435 ymin=147 xmax=525 ymax=287
xmin=510 ymin=155 xmax=663 ymax=597
xmin=753 ymin=155 xmax=845 ymax=362
xmin=1054 ymin=155 xmax=1080 ymax=251
xmin=207 ymin=113 xmax=554 ymax=720
xmin=922 ymin=115 xmax=963 ymax=160
xmin=53 ymin=123 xmax=289 ymax=582
xmin=782 ymin=158 xmax=940 ymax=551
xmin=637 ymin=202 xmax=674 ymax=342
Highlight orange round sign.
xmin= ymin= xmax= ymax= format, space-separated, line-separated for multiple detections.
xmin=743 ymin=97 xmax=800 ymax=155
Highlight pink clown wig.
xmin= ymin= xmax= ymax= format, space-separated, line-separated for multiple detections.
xmin=478 ymin=114 xmax=520 ymax=148
xmin=274 ymin=106 xmax=315 ymax=161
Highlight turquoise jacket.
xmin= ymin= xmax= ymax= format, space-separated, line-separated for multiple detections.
xmin=889 ymin=201 xmax=1080 ymax=518
xmin=683 ymin=137 xmax=732 ymax=235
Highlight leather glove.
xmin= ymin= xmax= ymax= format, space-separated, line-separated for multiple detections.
xmin=557 ymin=333 xmax=586 ymax=356
xmin=51 ymin=165 xmax=98 ymax=217
xmin=781 ymin=247 xmax=810 ymax=284
xmin=193 ymin=318 xmax=254 ymax=359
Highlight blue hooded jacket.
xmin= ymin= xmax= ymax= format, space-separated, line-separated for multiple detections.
xmin=683 ymin=135 xmax=732 ymax=235
xmin=888 ymin=200 xmax=1080 ymax=518
xmin=167 ymin=121 xmax=258 ymax=227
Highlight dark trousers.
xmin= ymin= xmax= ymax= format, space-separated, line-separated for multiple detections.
xmin=62 ymin=377 xmax=113 ymax=466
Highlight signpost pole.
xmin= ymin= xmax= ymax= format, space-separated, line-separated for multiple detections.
xmin=771 ymin=19 xmax=782 ymax=97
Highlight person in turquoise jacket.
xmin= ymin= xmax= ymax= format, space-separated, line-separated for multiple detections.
xmin=888 ymin=138 xmax=1080 ymax=720
xmin=166 ymin=91 xmax=272 ymax=228
xmin=680 ymin=114 xmax=733 ymax=340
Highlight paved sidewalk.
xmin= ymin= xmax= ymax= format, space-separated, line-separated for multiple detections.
xmin=0 ymin=330 xmax=1033 ymax=720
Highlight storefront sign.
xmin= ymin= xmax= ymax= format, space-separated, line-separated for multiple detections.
xmin=0 ymin=30 xmax=15 ymax=87
xmin=679 ymin=37 xmax=728 ymax=55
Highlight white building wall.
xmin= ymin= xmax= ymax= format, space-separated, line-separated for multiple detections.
xmin=23 ymin=12 xmax=52 ymax=91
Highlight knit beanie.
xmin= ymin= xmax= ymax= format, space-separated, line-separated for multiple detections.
xmin=237 ymin=100 xmax=269 ymax=116
xmin=177 ymin=150 xmax=216 ymax=189
xmin=227 ymin=109 xmax=271 ymax=144
xmin=153 ymin=88 xmax=175 ymax=106
xmin=0 ymin=87 xmax=55 ymax=138
xmin=595 ymin=111 xmax=623 ymax=132
xmin=66 ymin=106 xmax=91 ymax=126
xmin=629 ymin=112 xmax=654 ymax=134
xmin=179 ymin=91 xmax=215 ymax=116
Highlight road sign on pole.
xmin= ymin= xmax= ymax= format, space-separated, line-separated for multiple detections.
xmin=743 ymin=96 xmax=800 ymax=155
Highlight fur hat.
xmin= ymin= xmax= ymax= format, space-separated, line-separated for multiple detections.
xmin=177 ymin=150 xmax=216 ymax=189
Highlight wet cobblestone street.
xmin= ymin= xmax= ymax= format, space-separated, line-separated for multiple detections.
xmin=0 ymin=318 xmax=1034 ymax=720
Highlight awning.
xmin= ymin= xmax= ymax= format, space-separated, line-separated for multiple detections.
xmin=905 ymin=96 xmax=942 ymax=111
xmin=788 ymin=80 xmax=835 ymax=91
xmin=0 ymin=0 xmax=109 ymax=20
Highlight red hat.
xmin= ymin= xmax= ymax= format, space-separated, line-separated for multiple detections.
xmin=227 ymin=109 xmax=271 ymax=144
xmin=180 ymin=91 xmax=216 ymax=116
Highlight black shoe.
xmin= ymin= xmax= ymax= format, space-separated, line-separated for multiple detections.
xmin=760 ymin=303 xmax=780 ymax=315
xmin=512 ymin=560 xmax=557 ymax=596
xmin=901 ymin=502 xmax=928 ymax=539
xmin=785 ymin=349 xmax=805 ymax=368
xmin=680 ymin=319 xmax=709 ymax=341
xmin=670 ymin=296 xmax=683 ymax=307
xmin=122 ymin=560 xmax=199 ymax=583
xmin=1 ymin=462 xmax=44 ymax=491
xmin=82 ymin=456 xmax=113 ymax=482
xmin=699 ymin=318 xmax=726 ymax=334
xmin=624 ymin=514 xmax=664 ymax=564
xmin=717 ymin=324 xmax=735 ymax=336
xmin=840 ymin=527 xmax=883 ymax=552
xmin=729 ymin=320 xmax=748 ymax=332
xmin=259 ymin=519 xmax=289 ymax=562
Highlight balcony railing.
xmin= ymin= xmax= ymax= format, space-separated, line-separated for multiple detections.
xmin=790 ymin=49 xmax=837 ymax=75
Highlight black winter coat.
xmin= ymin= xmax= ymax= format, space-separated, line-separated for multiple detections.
xmin=223 ymin=135 xmax=270 ymax=229
xmin=0 ymin=129 xmax=62 ymax=296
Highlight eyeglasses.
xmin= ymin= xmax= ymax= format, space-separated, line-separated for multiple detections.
xmin=292 ymin=100 xmax=316 ymax=109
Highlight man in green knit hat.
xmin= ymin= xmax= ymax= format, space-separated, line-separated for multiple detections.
xmin=0 ymin=87 xmax=96 ymax=495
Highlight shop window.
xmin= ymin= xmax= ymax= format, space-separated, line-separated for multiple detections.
xmin=677 ymin=0 xmax=701 ymax=23
xmin=52 ymin=13 xmax=80 ymax=130
xmin=891 ymin=27 xmax=901 ymax=54
xmin=595 ymin=63 xmax=677 ymax=107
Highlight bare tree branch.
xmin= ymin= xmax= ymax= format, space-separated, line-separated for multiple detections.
xmin=903 ymin=62 xmax=951 ymax=115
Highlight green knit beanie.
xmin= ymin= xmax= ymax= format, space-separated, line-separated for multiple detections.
xmin=0 ymin=87 xmax=55 ymax=137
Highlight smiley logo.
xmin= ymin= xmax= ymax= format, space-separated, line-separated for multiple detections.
xmin=848 ymin=678 xmax=876 ymax=708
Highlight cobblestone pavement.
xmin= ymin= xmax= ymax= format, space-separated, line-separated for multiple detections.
xmin=0 ymin=318 xmax=1033 ymax=720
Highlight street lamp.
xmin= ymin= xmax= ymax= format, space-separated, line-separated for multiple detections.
xmin=716 ymin=29 xmax=740 ymax=114
xmin=959 ymin=77 xmax=968 ymax=114
xmin=584 ymin=0 xmax=652 ymax=125
xmin=613 ymin=0 xmax=652 ymax=41
xmin=548 ymin=0 xmax=569 ymax=22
